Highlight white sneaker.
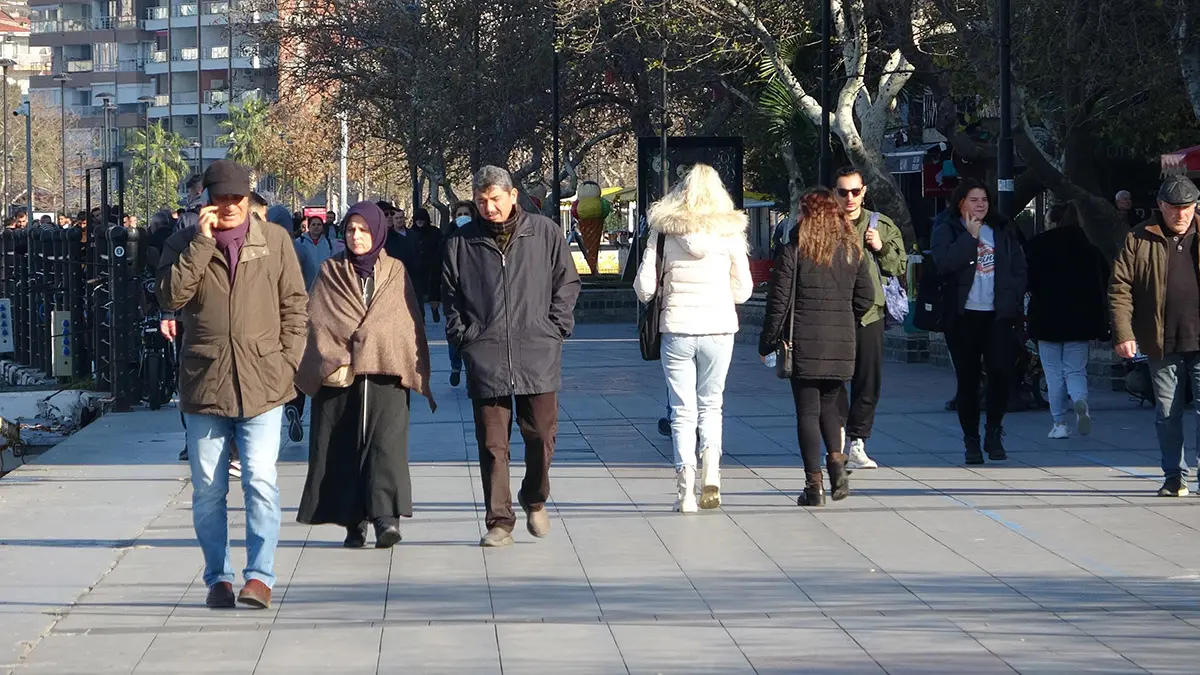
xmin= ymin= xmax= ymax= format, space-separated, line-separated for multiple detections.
xmin=845 ymin=438 xmax=878 ymax=469
xmin=699 ymin=447 xmax=721 ymax=509
xmin=228 ymin=459 xmax=242 ymax=480
xmin=1047 ymin=423 xmax=1069 ymax=440
xmin=674 ymin=467 xmax=698 ymax=513
xmin=1074 ymin=399 xmax=1092 ymax=436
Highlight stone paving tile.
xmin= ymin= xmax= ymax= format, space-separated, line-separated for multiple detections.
xmin=7 ymin=324 xmax=1200 ymax=673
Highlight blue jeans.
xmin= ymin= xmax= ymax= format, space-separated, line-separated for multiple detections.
xmin=186 ymin=406 xmax=283 ymax=588
xmin=662 ymin=333 xmax=735 ymax=470
xmin=1038 ymin=341 xmax=1089 ymax=423
xmin=1148 ymin=352 xmax=1200 ymax=481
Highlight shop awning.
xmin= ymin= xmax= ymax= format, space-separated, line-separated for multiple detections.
xmin=884 ymin=142 xmax=946 ymax=174
xmin=1162 ymin=145 xmax=1200 ymax=176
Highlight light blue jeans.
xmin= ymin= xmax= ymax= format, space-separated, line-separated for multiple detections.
xmin=1037 ymin=341 xmax=1089 ymax=423
xmin=1148 ymin=352 xmax=1200 ymax=481
xmin=662 ymin=333 xmax=735 ymax=470
xmin=186 ymin=406 xmax=283 ymax=588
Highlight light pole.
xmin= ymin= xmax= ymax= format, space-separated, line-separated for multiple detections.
xmin=53 ymin=73 xmax=70 ymax=216
xmin=0 ymin=57 xmax=15 ymax=212
xmin=818 ymin=0 xmax=832 ymax=187
xmin=15 ymin=99 xmax=31 ymax=214
xmin=551 ymin=9 xmax=560 ymax=223
xmin=191 ymin=141 xmax=201 ymax=177
xmin=94 ymin=92 xmax=113 ymax=162
xmin=997 ymin=0 xmax=1015 ymax=216
xmin=137 ymin=95 xmax=155 ymax=225
xmin=75 ymin=150 xmax=84 ymax=212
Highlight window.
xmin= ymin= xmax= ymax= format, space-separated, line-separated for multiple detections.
xmin=93 ymin=42 xmax=118 ymax=68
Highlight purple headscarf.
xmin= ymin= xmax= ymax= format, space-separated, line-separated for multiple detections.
xmin=343 ymin=201 xmax=388 ymax=279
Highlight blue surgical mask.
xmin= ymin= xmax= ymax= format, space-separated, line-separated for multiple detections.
xmin=455 ymin=215 xmax=472 ymax=227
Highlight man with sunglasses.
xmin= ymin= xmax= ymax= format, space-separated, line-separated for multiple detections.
xmin=834 ymin=167 xmax=906 ymax=470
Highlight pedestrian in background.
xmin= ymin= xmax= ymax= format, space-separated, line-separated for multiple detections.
xmin=930 ymin=178 xmax=1027 ymax=465
xmin=759 ymin=188 xmax=874 ymax=507
xmin=1027 ymin=200 xmax=1109 ymax=439
xmin=445 ymin=200 xmax=478 ymax=387
xmin=295 ymin=201 xmax=436 ymax=549
xmin=442 ymin=165 xmax=581 ymax=548
xmin=833 ymin=167 xmax=907 ymax=470
xmin=634 ymin=163 xmax=753 ymax=513
xmin=411 ymin=207 xmax=444 ymax=323
xmin=295 ymin=215 xmax=344 ymax=291
xmin=157 ymin=160 xmax=308 ymax=610
xmin=1110 ymin=175 xmax=1200 ymax=497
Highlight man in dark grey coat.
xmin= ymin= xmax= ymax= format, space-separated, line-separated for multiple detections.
xmin=443 ymin=165 xmax=582 ymax=548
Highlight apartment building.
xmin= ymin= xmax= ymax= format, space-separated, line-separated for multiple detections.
xmin=0 ymin=4 xmax=53 ymax=94
xmin=27 ymin=0 xmax=274 ymax=170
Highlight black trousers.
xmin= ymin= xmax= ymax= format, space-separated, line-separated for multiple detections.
xmin=945 ymin=310 xmax=1015 ymax=438
xmin=843 ymin=318 xmax=885 ymax=440
xmin=790 ymin=378 xmax=846 ymax=475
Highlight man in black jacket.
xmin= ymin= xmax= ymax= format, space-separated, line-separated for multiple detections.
xmin=442 ymin=166 xmax=582 ymax=548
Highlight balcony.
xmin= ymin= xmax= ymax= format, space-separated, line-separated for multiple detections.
xmin=144 ymin=43 xmax=271 ymax=74
xmin=65 ymin=59 xmax=93 ymax=73
xmin=30 ymin=16 xmax=140 ymax=34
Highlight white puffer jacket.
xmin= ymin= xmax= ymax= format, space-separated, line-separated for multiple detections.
xmin=634 ymin=207 xmax=754 ymax=335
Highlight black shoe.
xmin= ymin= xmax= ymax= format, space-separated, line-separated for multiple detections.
xmin=827 ymin=452 xmax=850 ymax=502
xmin=657 ymin=417 xmax=671 ymax=437
xmin=344 ymin=522 xmax=367 ymax=548
xmin=205 ymin=582 xmax=236 ymax=608
xmin=373 ymin=519 xmax=402 ymax=548
xmin=964 ymin=437 xmax=984 ymax=465
xmin=178 ymin=447 xmax=189 ymax=462
xmin=798 ymin=473 xmax=826 ymax=506
xmin=432 ymin=306 xmax=440 ymax=323
xmin=985 ymin=427 xmax=1007 ymax=461
xmin=1157 ymin=476 xmax=1190 ymax=497
xmin=285 ymin=405 xmax=304 ymax=444
xmin=449 ymin=370 xmax=461 ymax=387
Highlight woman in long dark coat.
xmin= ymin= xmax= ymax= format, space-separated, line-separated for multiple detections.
xmin=295 ymin=201 xmax=436 ymax=548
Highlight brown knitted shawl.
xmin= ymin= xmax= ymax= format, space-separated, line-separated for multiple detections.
xmin=295 ymin=250 xmax=436 ymax=410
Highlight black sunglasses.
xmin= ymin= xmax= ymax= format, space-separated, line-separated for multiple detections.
xmin=836 ymin=187 xmax=865 ymax=198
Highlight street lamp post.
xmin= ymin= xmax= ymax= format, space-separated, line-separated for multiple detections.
xmin=53 ymin=73 xmax=70 ymax=216
xmin=75 ymin=150 xmax=84 ymax=211
xmin=14 ymin=99 xmax=31 ymax=214
xmin=137 ymin=95 xmax=155 ymax=225
xmin=94 ymin=92 xmax=113 ymax=162
xmin=0 ymin=57 xmax=15 ymax=212
xmin=818 ymin=0 xmax=832 ymax=187
xmin=997 ymin=0 xmax=1015 ymax=216
xmin=191 ymin=141 xmax=201 ymax=177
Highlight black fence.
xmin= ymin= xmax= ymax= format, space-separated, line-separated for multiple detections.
xmin=0 ymin=162 xmax=150 ymax=411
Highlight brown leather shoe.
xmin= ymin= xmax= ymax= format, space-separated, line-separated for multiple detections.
xmin=206 ymin=582 xmax=235 ymax=609
xmin=237 ymin=579 xmax=271 ymax=609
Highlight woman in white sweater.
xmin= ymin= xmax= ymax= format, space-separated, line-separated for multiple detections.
xmin=635 ymin=164 xmax=754 ymax=513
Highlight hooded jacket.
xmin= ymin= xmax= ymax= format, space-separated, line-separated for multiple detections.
xmin=634 ymin=207 xmax=754 ymax=335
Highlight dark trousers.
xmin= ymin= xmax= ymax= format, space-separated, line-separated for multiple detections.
xmin=473 ymin=392 xmax=558 ymax=531
xmin=844 ymin=318 xmax=885 ymax=440
xmin=288 ymin=390 xmax=306 ymax=416
xmin=791 ymin=378 xmax=846 ymax=475
xmin=945 ymin=310 xmax=1015 ymax=438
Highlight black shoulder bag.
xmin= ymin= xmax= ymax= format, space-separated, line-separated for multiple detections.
xmin=638 ymin=233 xmax=668 ymax=361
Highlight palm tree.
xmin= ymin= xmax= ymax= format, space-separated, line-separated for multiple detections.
xmin=218 ymin=97 xmax=270 ymax=186
xmin=126 ymin=123 xmax=190 ymax=218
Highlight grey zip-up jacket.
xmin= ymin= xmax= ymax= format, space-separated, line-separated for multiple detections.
xmin=441 ymin=209 xmax=582 ymax=400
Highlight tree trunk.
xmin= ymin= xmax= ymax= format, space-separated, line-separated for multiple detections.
xmin=835 ymin=117 xmax=916 ymax=248
xmin=1179 ymin=0 xmax=1200 ymax=123
xmin=780 ymin=137 xmax=804 ymax=224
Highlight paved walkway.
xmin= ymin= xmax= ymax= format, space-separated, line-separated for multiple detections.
xmin=2 ymin=323 xmax=1199 ymax=674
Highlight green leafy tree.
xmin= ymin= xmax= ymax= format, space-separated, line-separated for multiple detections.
xmin=218 ymin=97 xmax=270 ymax=184
xmin=125 ymin=123 xmax=190 ymax=221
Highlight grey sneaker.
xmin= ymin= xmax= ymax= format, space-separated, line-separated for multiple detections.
xmin=1074 ymin=399 xmax=1092 ymax=436
xmin=518 ymin=494 xmax=551 ymax=538
xmin=479 ymin=527 xmax=514 ymax=548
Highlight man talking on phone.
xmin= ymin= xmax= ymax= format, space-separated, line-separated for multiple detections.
xmin=157 ymin=160 xmax=307 ymax=610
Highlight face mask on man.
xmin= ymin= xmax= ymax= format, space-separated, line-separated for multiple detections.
xmin=455 ymin=215 xmax=472 ymax=227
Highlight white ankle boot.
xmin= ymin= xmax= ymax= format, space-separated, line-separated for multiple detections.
xmin=699 ymin=447 xmax=721 ymax=509
xmin=674 ymin=466 xmax=698 ymax=513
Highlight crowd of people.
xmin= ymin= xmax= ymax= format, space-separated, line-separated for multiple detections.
xmin=147 ymin=153 xmax=1200 ymax=611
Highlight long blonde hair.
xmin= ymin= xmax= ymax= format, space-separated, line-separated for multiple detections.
xmin=795 ymin=188 xmax=861 ymax=267
xmin=648 ymin=163 xmax=737 ymax=222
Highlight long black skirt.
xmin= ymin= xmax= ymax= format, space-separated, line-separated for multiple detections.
xmin=297 ymin=375 xmax=412 ymax=526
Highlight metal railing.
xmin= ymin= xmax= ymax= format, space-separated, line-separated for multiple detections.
xmin=66 ymin=59 xmax=93 ymax=73
xmin=31 ymin=16 xmax=139 ymax=33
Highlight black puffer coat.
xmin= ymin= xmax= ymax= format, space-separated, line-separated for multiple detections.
xmin=758 ymin=239 xmax=874 ymax=381
xmin=442 ymin=208 xmax=582 ymax=400
xmin=1027 ymin=225 xmax=1110 ymax=342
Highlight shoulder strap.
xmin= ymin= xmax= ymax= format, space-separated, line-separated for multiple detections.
xmin=785 ymin=244 xmax=800 ymax=343
xmin=654 ymin=232 xmax=667 ymax=290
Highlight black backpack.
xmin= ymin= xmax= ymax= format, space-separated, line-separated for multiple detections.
xmin=913 ymin=249 xmax=949 ymax=332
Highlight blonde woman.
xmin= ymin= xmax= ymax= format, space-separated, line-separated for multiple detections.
xmin=635 ymin=164 xmax=753 ymax=513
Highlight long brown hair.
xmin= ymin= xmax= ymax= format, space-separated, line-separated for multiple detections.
xmin=795 ymin=188 xmax=861 ymax=267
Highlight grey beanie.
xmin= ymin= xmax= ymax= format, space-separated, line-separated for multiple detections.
xmin=266 ymin=204 xmax=293 ymax=229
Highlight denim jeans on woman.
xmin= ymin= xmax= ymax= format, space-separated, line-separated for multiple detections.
xmin=1037 ymin=341 xmax=1089 ymax=423
xmin=186 ymin=406 xmax=283 ymax=588
xmin=662 ymin=333 xmax=735 ymax=470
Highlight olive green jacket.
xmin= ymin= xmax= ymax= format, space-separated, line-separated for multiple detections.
xmin=853 ymin=209 xmax=907 ymax=326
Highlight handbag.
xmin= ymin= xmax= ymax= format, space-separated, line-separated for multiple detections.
xmin=638 ymin=233 xmax=668 ymax=361
xmin=775 ymin=245 xmax=800 ymax=379
xmin=868 ymin=213 xmax=909 ymax=329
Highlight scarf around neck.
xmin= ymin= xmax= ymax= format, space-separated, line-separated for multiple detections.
xmin=212 ymin=216 xmax=251 ymax=285
xmin=484 ymin=204 xmax=522 ymax=239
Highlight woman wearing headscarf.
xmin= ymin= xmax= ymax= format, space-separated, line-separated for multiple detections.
xmin=295 ymin=201 xmax=436 ymax=549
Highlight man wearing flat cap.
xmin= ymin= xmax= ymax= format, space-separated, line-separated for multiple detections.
xmin=157 ymin=160 xmax=308 ymax=610
xmin=1110 ymin=175 xmax=1200 ymax=498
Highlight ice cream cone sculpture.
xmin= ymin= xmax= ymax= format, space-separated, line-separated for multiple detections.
xmin=571 ymin=180 xmax=612 ymax=275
